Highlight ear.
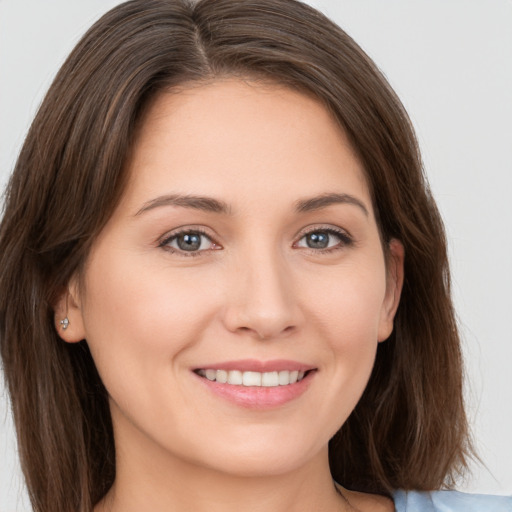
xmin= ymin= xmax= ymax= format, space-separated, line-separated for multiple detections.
xmin=54 ymin=275 xmax=86 ymax=343
xmin=378 ymin=238 xmax=404 ymax=342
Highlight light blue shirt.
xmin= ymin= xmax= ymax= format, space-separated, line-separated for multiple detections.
xmin=393 ymin=490 xmax=512 ymax=512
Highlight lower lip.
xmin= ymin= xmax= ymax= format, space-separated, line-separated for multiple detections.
xmin=194 ymin=372 xmax=315 ymax=409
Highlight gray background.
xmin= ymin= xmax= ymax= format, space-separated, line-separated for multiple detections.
xmin=1 ymin=1 xmax=511 ymax=510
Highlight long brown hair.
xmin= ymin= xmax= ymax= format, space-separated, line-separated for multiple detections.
xmin=0 ymin=0 xmax=472 ymax=510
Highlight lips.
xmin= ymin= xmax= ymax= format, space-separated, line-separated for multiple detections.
xmin=193 ymin=360 xmax=316 ymax=408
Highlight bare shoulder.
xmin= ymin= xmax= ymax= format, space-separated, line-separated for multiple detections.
xmin=341 ymin=487 xmax=395 ymax=512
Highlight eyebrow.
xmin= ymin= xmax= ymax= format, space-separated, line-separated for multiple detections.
xmin=135 ymin=192 xmax=369 ymax=217
xmin=135 ymin=194 xmax=231 ymax=216
xmin=295 ymin=193 xmax=369 ymax=216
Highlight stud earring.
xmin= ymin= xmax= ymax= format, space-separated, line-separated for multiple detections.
xmin=60 ymin=317 xmax=70 ymax=330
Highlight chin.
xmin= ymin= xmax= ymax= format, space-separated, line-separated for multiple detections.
xmin=183 ymin=428 xmax=327 ymax=478
xmin=202 ymin=451 xmax=314 ymax=479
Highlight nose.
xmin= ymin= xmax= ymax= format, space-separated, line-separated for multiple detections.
xmin=221 ymin=249 xmax=302 ymax=340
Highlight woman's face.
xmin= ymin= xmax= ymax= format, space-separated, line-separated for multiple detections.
xmin=61 ymin=79 xmax=403 ymax=477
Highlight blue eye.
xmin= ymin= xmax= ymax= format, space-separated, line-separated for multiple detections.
xmin=160 ymin=230 xmax=218 ymax=255
xmin=296 ymin=228 xmax=352 ymax=251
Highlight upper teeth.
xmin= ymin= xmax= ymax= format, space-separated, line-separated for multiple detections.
xmin=197 ymin=369 xmax=306 ymax=387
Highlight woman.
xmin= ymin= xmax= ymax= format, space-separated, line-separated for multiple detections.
xmin=0 ymin=0 xmax=510 ymax=511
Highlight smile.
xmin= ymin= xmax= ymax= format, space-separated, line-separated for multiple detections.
xmin=192 ymin=360 xmax=316 ymax=408
xmin=195 ymin=369 xmax=308 ymax=387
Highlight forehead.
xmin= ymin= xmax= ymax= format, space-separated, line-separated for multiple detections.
xmin=122 ymin=78 xmax=372 ymax=215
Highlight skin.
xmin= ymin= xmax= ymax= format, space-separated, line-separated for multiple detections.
xmin=57 ymin=79 xmax=402 ymax=512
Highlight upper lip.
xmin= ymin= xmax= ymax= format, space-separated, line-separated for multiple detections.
xmin=193 ymin=359 xmax=316 ymax=373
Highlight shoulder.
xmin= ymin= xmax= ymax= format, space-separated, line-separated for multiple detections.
xmin=393 ymin=490 xmax=512 ymax=512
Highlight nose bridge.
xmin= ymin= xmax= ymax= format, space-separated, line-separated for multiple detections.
xmin=223 ymin=241 xmax=300 ymax=339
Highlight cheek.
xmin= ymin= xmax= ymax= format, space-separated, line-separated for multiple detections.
xmin=79 ymin=252 xmax=219 ymax=390
xmin=302 ymin=263 xmax=387 ymax=415
xmin=308 ymin=262 xmax=387 ymax=343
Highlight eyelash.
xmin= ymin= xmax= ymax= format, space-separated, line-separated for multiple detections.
xmin=159 ymin=226 xmax=353 ymax=257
